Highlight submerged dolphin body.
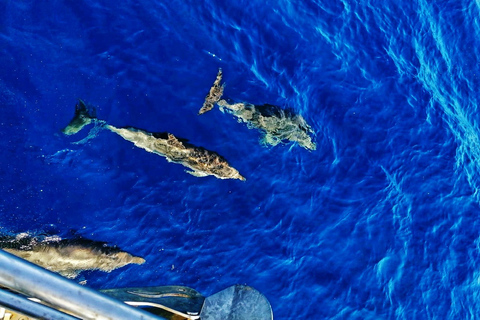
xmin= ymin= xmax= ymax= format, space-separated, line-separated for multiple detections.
xmin=199 ymin=69 xmax=316 ymax=150
xmin=63 ymin=100 xmax=245 ymax=181
xmin=217 ymin=100 xmax=317 ymax=150
xmin=0 ymin=234 xmax=145 ymax=278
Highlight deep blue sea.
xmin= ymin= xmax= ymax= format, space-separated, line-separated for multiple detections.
xmin=3 ymin=0 xmax=480 ymax=319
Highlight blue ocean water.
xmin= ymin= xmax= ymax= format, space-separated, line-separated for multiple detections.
xmin=2 ymin=0 xmax=480 ymax=318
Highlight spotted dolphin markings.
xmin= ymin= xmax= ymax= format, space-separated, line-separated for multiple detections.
xmin=199 ymin=69 xmax=316 ymax=151
xmin=63 ymin=100 xmax=245 ymax=181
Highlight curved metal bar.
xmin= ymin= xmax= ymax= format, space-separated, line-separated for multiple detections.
xmin=0 ymin=288 xmax=80 ymax=320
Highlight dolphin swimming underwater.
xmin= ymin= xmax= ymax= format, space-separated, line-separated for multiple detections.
xmin=0 ymin=233 xmax=145 ymax=278
xmin=198 ymin=68 xmax=224 ymax=115
xmin=63 ymin=100 xmax=245 ymax=181
xmin=199 ymin=69 xmax=316 ymax=151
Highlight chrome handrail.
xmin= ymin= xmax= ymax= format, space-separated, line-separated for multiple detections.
xmin=0 ymin=288 xmax=80 ymax=320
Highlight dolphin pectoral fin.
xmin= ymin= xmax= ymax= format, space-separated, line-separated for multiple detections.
xmin=186 ymin=170 xmax=208 ymax=177
xmin=57 ymin=269 xmax=80 ymax=279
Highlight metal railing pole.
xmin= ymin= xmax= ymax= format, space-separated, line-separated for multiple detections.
xmin=0 ymin=288 xmax=80 ymax=320
xmin=0 ymin=249 xmax=163 ymax=320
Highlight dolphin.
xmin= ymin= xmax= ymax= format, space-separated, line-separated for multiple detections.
xmin=198 ymin=69 xmax=316 ymax=151
xmin=0 ymin=233 xmax=145 ymax=278
xmin=63 ymin=100 xmax=245 ymax=181
xmin=216 ymin=99 xmax=317 ymax=150
xmin=198 ymin=68 xmax=224 ymax=115
xmin=105 ymin=125 xmax=246 ymax=180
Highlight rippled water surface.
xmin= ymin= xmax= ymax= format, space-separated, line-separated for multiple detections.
xmin=2 ymin=1 xmax=480 ymax=319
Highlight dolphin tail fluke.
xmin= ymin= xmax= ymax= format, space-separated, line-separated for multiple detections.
xmin=198 ymin=68 xmax=224 ymax=115
xmin=62 ymin=100 xmax=97 ymax=135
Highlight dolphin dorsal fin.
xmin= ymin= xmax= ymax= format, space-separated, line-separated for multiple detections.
xmin=167 ymin=133 xmax=186 ymax=149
